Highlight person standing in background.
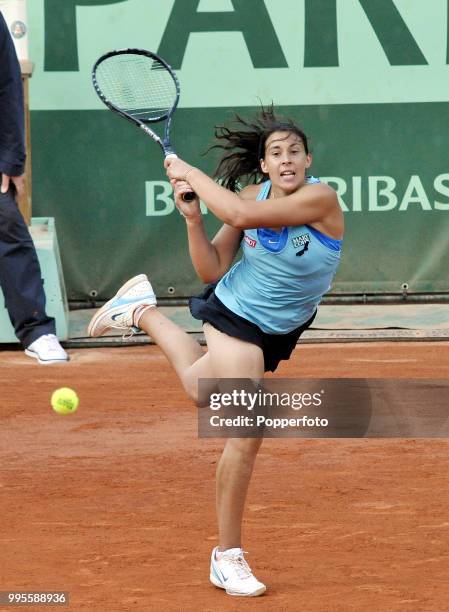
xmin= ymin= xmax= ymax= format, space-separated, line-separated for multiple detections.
xmin=0 ymin=11 xmax=68 ymax=363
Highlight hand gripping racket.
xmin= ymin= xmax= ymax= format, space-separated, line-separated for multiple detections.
xmin=92 ymin=48 xmax=195 ymax=201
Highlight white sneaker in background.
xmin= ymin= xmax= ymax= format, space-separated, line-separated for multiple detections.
xmin=25 ymin=334 xmax=69 ymax=364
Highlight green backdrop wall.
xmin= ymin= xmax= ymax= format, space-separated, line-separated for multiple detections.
xmin=26 ymin=0 xmax=449 ymax=301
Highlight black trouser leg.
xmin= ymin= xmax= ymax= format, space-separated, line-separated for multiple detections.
xmin=0 ymin=187 xmax=55 ymax=348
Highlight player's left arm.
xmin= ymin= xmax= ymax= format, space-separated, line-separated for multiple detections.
xmin=164 ymin=157 xmax=338 ymax=229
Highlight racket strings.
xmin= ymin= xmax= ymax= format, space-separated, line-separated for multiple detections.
xmin=95 ymin=55 xmax=177 ymax=120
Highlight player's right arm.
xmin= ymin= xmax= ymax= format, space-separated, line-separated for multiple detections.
xmin=172 ymin=179 xmax=242 ymax=283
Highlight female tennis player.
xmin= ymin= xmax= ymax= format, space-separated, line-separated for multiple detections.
xmin=88 ymin=106 xmax=343 ymax=597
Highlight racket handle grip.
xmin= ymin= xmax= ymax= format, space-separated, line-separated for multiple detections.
xmin=182 ymin=191 xmax=197 ymax=202
xmin=165 ymin=153 xmax=197 ymax=202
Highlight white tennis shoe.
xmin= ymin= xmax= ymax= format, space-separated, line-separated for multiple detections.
xmin=210 ymin=547 xmax=266 ymax=597
xmin=25 ymin=334 xmax=69 ymax=364
xmin=87 ymin=274 xmax=156 ymax=338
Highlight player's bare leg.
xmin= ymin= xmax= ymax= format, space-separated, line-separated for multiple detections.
xmin=137 ymin=306 xmax=216 ymax=402
xmin=138 ymin=307 xmax=203 ymax=375
xmin=203 ymin=323 xmax=265 ymax=549
xmin=215 ymin=437 xmax=263 ymax=549
xmin=86 ymin=274 xmax=215 ymax=402
xmin=136 ymin=315 xmax=265 ymax=548
xmin=124 ymin=307 xmax=268 ymax=550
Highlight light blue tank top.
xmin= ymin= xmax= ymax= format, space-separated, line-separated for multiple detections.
xmin=215 ymin=178 xmax=342 ymax=334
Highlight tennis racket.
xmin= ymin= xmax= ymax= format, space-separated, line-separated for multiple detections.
xmin=92 ymin=48 xmax=195 ymax=201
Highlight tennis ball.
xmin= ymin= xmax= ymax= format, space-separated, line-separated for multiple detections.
xmin=51 ymin=387 xmax=79 ymax=415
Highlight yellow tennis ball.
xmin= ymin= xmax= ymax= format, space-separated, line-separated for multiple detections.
xmin=51 ymin=387 xmax=79 ymax=415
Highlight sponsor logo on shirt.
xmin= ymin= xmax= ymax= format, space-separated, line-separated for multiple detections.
xmin=244 ymin=235 xmax=257 ymax=248
xmin=292 ymin=233 xmax=310 ymax=257
xmin=292 ymin=233 xmax=310 ymax=248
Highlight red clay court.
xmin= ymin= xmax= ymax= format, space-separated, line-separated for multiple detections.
xmin=2 ymin=341 xmax=449 ymax=611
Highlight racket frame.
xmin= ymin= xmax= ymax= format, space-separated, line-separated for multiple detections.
xmin=92 ymin=48 xmax=196 ymax=201
xmin=92 ymin=48 xmax=180 ymax=155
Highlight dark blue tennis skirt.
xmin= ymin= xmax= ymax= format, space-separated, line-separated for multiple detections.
xmin=189 ymin=284 xmax=316 ymax=372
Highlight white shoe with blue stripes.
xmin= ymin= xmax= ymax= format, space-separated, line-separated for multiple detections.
xmin=87 ymin=274 xmax=156 ymax=338
xmin=210 ymin=547 xmax=266 ymax=597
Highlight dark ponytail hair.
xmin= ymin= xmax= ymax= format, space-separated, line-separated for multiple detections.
xmin=208 ymin=104 xmax=309 ymax=192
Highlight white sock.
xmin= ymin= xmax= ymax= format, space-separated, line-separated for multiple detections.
xmin=133 ymin=304 xmax=156 ymax=328
xmin=216 ymin=547 xmax=242 ymax=560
